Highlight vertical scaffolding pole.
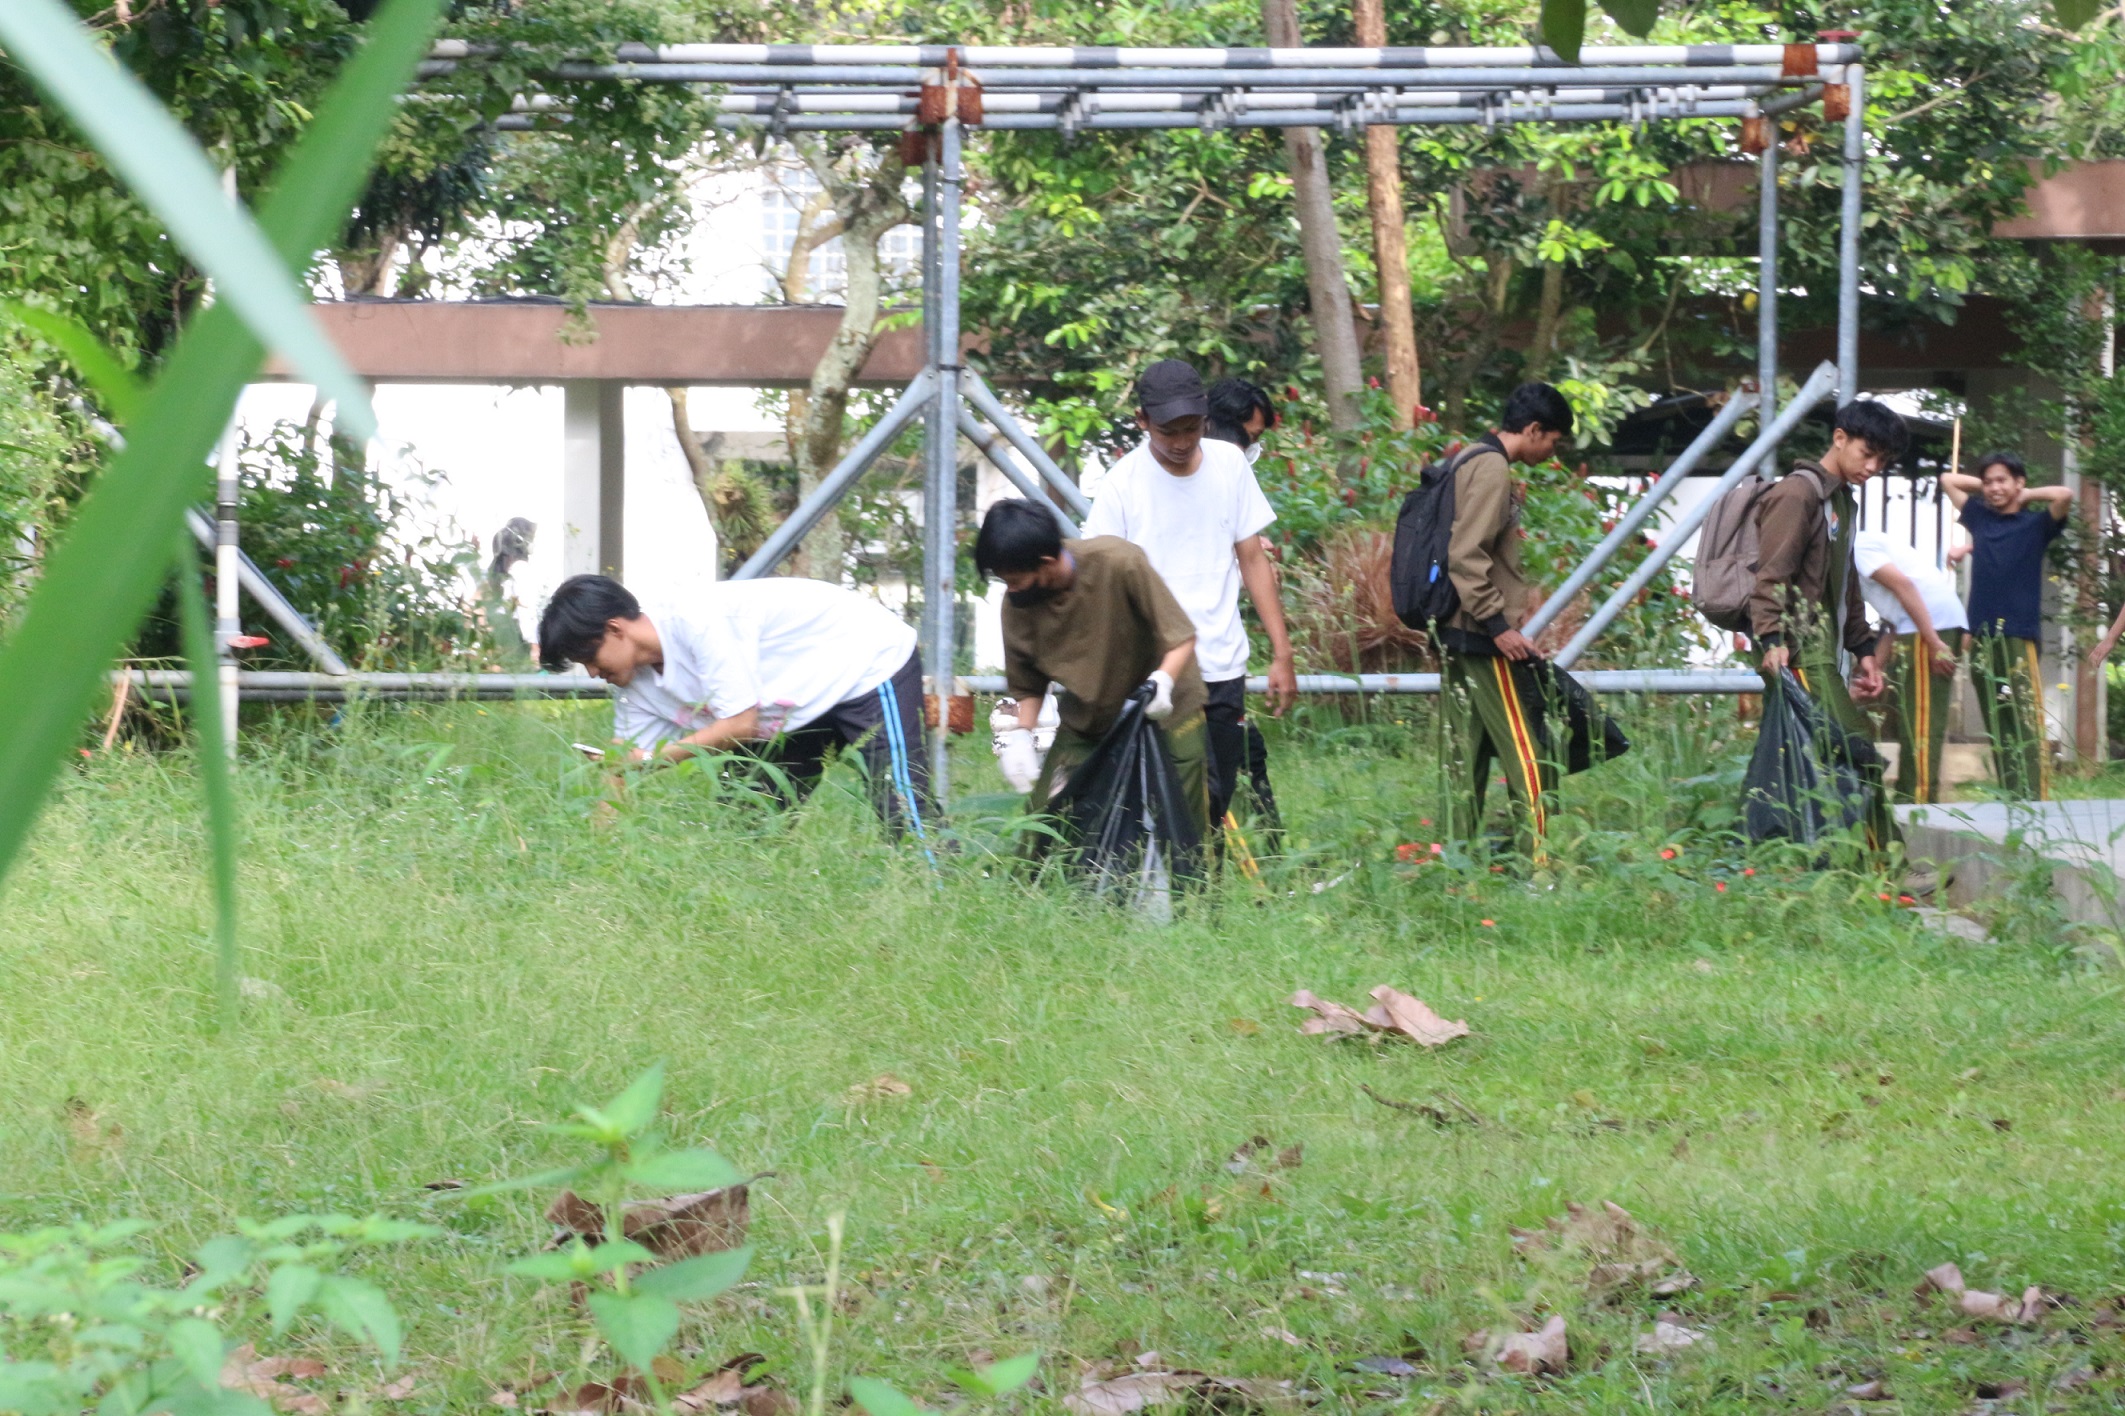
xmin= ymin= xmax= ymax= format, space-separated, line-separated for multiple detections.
xmin=1757 ymin=137 xmax=1779 ymax=433
xmin=1836 ymin=65 xmax=1865 ymax=407
xmin=212 ymin=416 xmax=240 ymax=755
xmin=922 ymin=116 xmax=964 ymax=800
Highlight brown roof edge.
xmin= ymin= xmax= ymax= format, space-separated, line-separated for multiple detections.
xmin=1992 ymin=159 xmax=2125 ymax=247
xmin=263 ymin=300 xmax=987 ymax=386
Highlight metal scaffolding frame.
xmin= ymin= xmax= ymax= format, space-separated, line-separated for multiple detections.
xmin=245 ymin=38 xmax=1864 ymax=796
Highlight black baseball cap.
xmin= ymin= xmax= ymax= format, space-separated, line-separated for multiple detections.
xmin=1135 ymin=359 xmax=1209 ymax=424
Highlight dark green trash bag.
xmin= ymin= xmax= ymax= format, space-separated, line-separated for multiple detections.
xmin=1744 ymin=669 xmax=1882 ymax=845
xmin=1048 ymin=683 xmax=1205 ymax=918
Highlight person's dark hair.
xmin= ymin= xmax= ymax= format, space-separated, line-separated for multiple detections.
xmin=1498 ymin=382 xmax=1575 ymax=438
xmin=1975 ymin=449 xmax=2026 ymax=482
xmin=1205 ymin=377 xmax=1276 ymax=446
xmin=1832 ymin=399 xmax=1910 ymax=463
xmin=975 ymin=499 xmax=1064 ymax=577
xmin=538 ymin=574 xmax=640 ymax=672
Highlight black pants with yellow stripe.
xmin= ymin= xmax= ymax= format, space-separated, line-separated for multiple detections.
xmin=1440 ymin=652 xmax=1557 ymax=862
xmin=1885 ymin=628 xmax=1961 ymax=805
xmin=1968 ymin=632 xmax=2049 ymax=800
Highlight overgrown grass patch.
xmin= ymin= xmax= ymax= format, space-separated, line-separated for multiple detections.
xmin=3 ymin=699 xmax=2121 ymax=1412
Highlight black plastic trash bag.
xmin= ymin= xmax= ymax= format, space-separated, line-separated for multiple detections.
xmin=1743 ymin=668 xmax=1882 ymax=845
xmin=1047 ymin=685 xmax=1204 ymax=916
xmin=1535 ymin=660 xmax=1631 ymax=772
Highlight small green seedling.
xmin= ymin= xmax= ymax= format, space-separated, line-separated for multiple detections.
xmin=486 ymin=1063 xmax=753 ymax=1412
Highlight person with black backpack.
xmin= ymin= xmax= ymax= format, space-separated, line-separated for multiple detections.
xmin=1412 ymin=382 xmax=1623 ymax=863
xmin=1748 ymin=399 xmax=1909 ymax=851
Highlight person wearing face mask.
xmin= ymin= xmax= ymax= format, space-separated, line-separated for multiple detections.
xmin=1083 ymin=362 xmax=1296 ymax=848
xmin=1750 ymin=399 xmax=1911 ymax=851
xmin=1206 ymin=377 xmax=1278 ymax=463
xmin=977 ymin=497 xmax=1210 ymax=841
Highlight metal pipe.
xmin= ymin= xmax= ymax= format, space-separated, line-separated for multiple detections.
xmin=923 ymin=115 xmax=966 ymax=798
xmin=690 ymin=83 xmax=1772 ymax=114
xmin=961 ymin=670 xmax=1767 ymax=695
xmin=1553 ymin=361 xmax=1839 ymax=668
xmin=579 ymin=41 xmax=1847 ymax=67
xmin=960 ymin=369 xmax=1091 ymax=518
xmin=730 ymin=369 xmax=936 ymax=580
xmin=1757 ymin=135 xmax=1778 ymax=428
xmin=124 ymin=669 xmax=610 ymax=700
xmin=708 ymin=99 xmax=1774 ymax=133
xmin=432 ymin=38 xmax=1854 ymax=66
xmin=212 ymin=417 xmax=241 ymax=754
xmin=185 ymin=508 xmax=352 ymax=675
xmin=1520 ymin=390 xmax=1758 ymax=641
xmin=524 ymin=61 xmax=1799 ymax=87
xmin=1837 ymin=64 xmax=1864 ymax=406
xmin=958 ymin=407 xmax=1081 ymax=535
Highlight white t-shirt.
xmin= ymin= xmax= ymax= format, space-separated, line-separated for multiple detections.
xmin=1853 ymin=531 xmax=1969 ymax=636
xmin=1080 ymin=437 xmax=1277 ymax=681
xmin=613 ymin=579 xmax=917 ymax=752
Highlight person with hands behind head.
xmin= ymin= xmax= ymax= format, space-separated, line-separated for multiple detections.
xmin=976 ymin=497 xmax=1210 ymax=843
xmin=1085 ymin=360 xmax=1295 ymax=843
xmin=1436 ymin=381 xmax=1579 ymax=863
xmin=1853 ymin=529 xmax=1967 ymax=804
xmin=1749 ymin=399 xmax=1909 ymax=848
xmin=1941 ymin=450 xmax=2069 ymax=799
xmin=537 ymin=572 xmax=934 ymax=840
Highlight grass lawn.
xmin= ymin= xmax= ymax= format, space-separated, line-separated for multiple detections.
xmin=2 ymin=697 xmax=2121 ymax=1413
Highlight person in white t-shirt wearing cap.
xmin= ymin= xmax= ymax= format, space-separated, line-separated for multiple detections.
xmin=1853 ymin=530 xmax=1968 ymax=804
xmin=1082 ymin=359 xmax=1298 ymax=841
xmin=538 ymin=573 xmax=933 ymax=841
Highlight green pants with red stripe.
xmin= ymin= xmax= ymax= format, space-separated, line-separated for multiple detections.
xmin=1440 ymin=652 xmax=1560 ymax=863
xmin=1885 ymin=628 xmax=1961 ymax=804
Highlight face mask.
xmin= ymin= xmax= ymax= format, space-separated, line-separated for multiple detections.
xmin=1007 ymin=584 xmax=1059 ymax=608
xmin=1245 ymin=441 xmax=1263 ymax=466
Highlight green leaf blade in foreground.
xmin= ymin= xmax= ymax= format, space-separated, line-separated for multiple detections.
xmin=0 ymin=302 xmax=146 ymax=423
xmin=172 ymin=534 xmax=238 ymax=1029
xmin=621 ymin=1148 xmax=742 ymax=1192
xmin=629 ymin=1245 xmax=752 ymax=1302
xmin=0 ymin=0 xmax=374 ymax=436
xmin=586 ymin=1292 xmax=679 ymax=1373
xmin=1539 ymin=0 xmax=1587 ymax=63
xmin=848 ymin=1377 xmax=932 ymax=1416
xmin=974 ymin=1354 xmax=1039 ymax=1397
xmin=0 ymin=0 xmax=441 ymax=893
xmin=1598 ymin=0 xmax=1660 ymax=37
xmin=599 ymin=1063 xmax=667 ymax=1138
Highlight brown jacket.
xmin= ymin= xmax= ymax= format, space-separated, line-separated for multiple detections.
xmin=1748 ymin=460 xmax=1871 ymax=654
xmin=1443 ymin=436 xmax=1534 ymax=651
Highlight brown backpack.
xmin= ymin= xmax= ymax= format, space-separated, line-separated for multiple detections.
xmin=1692 ymin=466 xmax=1826 ymax=633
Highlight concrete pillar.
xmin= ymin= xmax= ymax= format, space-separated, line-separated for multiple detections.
xmin=563 ymin=380 xmax=625 ymax=579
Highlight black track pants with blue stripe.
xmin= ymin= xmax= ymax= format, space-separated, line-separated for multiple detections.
xmin=759 ymin=650 xmax=936 ymax=840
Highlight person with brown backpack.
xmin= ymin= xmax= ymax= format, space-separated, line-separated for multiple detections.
xmin=1743 ymin=400 xmax=1910 ymax=851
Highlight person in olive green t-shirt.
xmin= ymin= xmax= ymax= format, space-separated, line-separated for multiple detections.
xmin=976 ymin=498 xmax=1209 ymax=841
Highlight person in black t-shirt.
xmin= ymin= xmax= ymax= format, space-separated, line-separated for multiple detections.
xmin=1943 ymin=450 xmax=2071 ymax=799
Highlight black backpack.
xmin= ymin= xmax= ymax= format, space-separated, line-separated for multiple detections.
xmin=1390 ymin=443 xmax=1482 ymax=629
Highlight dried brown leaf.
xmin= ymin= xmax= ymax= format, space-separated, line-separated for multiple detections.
xmin=547 ymin=1186 xmax=752 ymax=1260
xmin=1287 ymin=990 xmax=1369 ymax=1036
xmin=1274 ymin=1144 xmax=1303 ymax=1170
xmin=1633 ymin=1320 xmax=1707 ymax=1356
xmin=1494 ymin=1316 xmax=1568 ymax=1376
xmin=845 ymin=1074 xmax=913 ymax=1104
xmin=1923 ymin=1262 xmax=1966 ymax=1297
xmin=1516 ymin=1201 xmax=1686 ymax=1297
xmin=377 ymin=1375 xmax=420 ymax=1401
xmin=1060 ymin=1371 xmax=1197 ymax=1416
xmin=1958 ymin=1287 xmax=2041 ymax=1323
xmin=220 ymin=1344 xmax=331 ymax=1415
xmin=1844 ymin=1379 xmax=1890 ymax=1400
xmin=1362 ymin=987 xmax=1470 ymax=1046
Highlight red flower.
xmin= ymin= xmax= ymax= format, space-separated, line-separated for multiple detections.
xmin=275 ymin=557 xmax=295 ymax=569
xmin=1743 ymin=867 xmax=1755 ymax=876
xmin=1342 ymin=487 xmax=1358 ymax=507
xmin=1368 ymin=375 xmax=1381 ymax=389
xmin=1660 ymin=847 xmax=1677 ymax=860
xmin=1480 ymin=918 xmax=1495 ymax=927
xmin=1396 ymin=843 xmax=1422 ymax=862
xmin=1898 ymin=894 xmax=1916 ymax=906
xmin=1715 ymin=881 xmax=1727 ymax=893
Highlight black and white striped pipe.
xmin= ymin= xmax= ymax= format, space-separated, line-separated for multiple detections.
xmin=653 ymin=99 xmax=1772 ymax=134
xmin=430 ymin=39 xmax=1856 ymax=68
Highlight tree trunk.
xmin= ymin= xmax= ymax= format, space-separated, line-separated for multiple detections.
xmin=1263 ymin=0 xmax=1363 ymax=433
xmin=783 ymin=138 xmax=910 ymax=584
xmin=666 ymin=386 xmax=725 ymax=547
xmin=1353 ymin=0 xmax=1421 ymax=427
xmin=1526 ymin=258 xmax=1565 ymax=383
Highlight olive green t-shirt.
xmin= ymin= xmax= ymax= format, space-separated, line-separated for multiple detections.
xmin=1001 ymin=536 xmax=1208 ymax=737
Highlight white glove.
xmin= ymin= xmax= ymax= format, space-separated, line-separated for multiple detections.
xmin=1144 ymin=669 xmax=1176 ymax=721
xmin=996 ymin=726 xmax=1044 ymax=793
